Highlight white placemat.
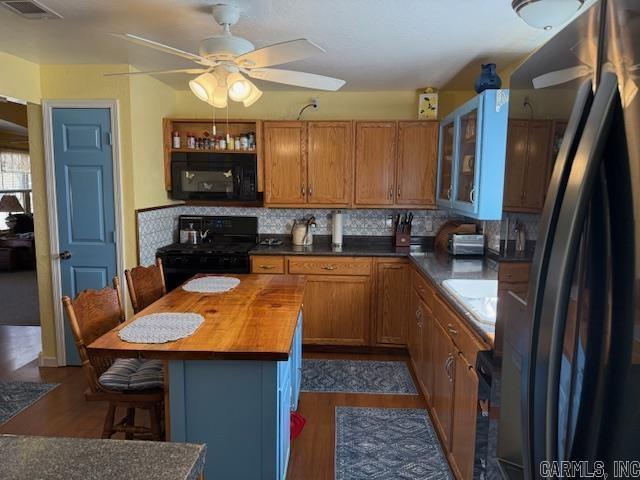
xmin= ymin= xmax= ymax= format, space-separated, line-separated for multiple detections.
xmin=118 ymin=312 xmax=204 ymax=344
xmin=182 ymin=276 xmax=240 ymax=293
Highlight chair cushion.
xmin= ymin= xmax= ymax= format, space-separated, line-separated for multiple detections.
xmin=99 ymin=358 xmax=164 ymax=391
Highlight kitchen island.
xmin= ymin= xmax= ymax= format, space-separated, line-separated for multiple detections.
xmin=88 ymin=274 xmax=306 ymax=480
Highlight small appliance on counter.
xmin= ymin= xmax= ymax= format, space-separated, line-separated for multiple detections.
xmin=291 ymin=216 xmax=316 ymax=246
xmin=447 ymin=233 xmax=485 ymax=256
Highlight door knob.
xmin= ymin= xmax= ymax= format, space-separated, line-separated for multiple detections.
xmin=59 ymin=250 xmax=72 ymax=260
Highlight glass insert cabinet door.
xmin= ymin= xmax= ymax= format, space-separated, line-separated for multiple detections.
xmin=437 ymin=118 xmax=456 ymax=204
xmin=452 ymin=96 xmax=482 ymax=214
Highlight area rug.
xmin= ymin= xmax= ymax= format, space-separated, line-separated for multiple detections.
xmin=301 ymin=359 xmax=417 ymax=395
xmin=0 ymin=381 xmax=59 ymax=425
xmin=335 ymin=407 xmax=452 ymax=480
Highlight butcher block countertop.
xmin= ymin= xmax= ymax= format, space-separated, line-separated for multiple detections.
xmin=88 ymin=274 xmax=306 ymax=361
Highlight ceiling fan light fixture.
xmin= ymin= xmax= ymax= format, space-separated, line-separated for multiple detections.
xmin=189 ymin=73 xmax=216 ymax=102
xmin=227 ymin=72 xmax=251 ymax=102
xmin=242 ymin=83 xmax=263 ymax=107
xmin=512 ymin=0 xmax=585 ymax=30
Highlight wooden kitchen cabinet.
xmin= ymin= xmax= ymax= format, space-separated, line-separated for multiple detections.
xmin=307 ymin=121 xmax=353 ymax=206
xmin=503 ymin=119 xmax=553 ymax=212
xmin=302 ymin=275 xmax=371 ymax=345
xmin=431 ymin=317 xmax=457 ymax=450
xmin=250 ymin=255 xmax=285 ymax=274
xmin=354 ymin=122 xmax=397 ymax=206
xmin=420 ymin=302 xmax=436 ymax=402
xmin=409 ymin=287 xmax=425 ymax=382
xmin=263 ymin=121 xmax=307 ymax=205
xmin=264 ymin=121 xmax=353 ymax=207
xmin=451 ymin=351 xmax=479 ymax=480
xmin=375 ymin=258 xmax=411 ymax=345
xmin=354 ymin=121 xmax=439 ymax=208
xmin=396 ymin=121 xmax=439 ymax=207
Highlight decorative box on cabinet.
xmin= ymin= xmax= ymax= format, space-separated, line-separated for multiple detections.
xmin=436 ymin=89 xmax=509 ymax=220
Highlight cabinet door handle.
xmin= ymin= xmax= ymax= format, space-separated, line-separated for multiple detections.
xmin=301 ymin=185 xmax=306 ymax=197
xmin=308 ymin=185 xmax=313 ymax=198
xmin=321 ymin=265 xmax=337 ymax=271
xmin=260 ymin=265 xmax=275 ymax=270
xmin=389 ymin=185 xmax=394 ymax=199
xmin=447 ymin=187 xmax=452 ymax=200
xmin=447 ymin=323 xmax=458 ymax=335
xmin=470 ymin=187 xmax=476 ymax=204
xmin=397 ymin=185 xmax=401 ymax=198
xmin=388 ymin=265 xmax=404 ymax=270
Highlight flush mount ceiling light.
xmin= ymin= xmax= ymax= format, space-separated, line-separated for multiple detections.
xmin=512 ymin=0 xmax=585 ymax=30
xmin=106 ymin=3 xmax=345 ymax=108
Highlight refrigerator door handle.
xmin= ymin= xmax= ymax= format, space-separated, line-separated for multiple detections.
xmin=521 ymin=79 xmax=594 ymax=478
xmin=534 ymin=72 xmax=619 ymax=475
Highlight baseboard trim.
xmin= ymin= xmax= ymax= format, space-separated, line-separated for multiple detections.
xmin=303 ymin=344 xmax=408 ymax=356
xmin=38 ymin=353 xmax=59 ymax=367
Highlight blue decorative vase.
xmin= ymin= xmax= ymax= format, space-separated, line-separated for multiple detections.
xmin=474 ymin=63 xmax=502 ymax=93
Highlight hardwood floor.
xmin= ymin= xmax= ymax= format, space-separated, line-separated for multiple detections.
xmin=0 ymin=325 xmax=106 ymax=438
xmin=1 ymin=332 xmax=429 ymax=478
xmin=288 ymin=351 xmax=429 ymax=480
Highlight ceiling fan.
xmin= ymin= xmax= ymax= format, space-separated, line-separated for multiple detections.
xmin=107 ymin=3 xmax=345 ymax=107
xmin=532 ymin=39 xmax=638 ymax=107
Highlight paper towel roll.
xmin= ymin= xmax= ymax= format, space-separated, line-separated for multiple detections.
xmin=332 ymin=211 xmax=343 ymax=246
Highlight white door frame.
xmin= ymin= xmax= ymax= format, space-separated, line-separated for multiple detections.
xmin=42 ymin=100 xmax=125 ymax=367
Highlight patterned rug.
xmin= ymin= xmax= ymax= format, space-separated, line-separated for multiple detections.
xmin=301 ymin=359 xmax=417 ymax=395
xmin=0 ymin=381 xmax=59 ymax=425
xmin=335 ymin=407 xmax=452 ymax=480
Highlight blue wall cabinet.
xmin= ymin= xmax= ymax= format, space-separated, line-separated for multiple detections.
xmin=436 ymin=89 xmax=509 ymax=220
xmin=169 ymin=311 xmax=302 ymax=479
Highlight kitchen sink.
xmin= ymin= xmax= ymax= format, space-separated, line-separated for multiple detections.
xmin=441 ymin=279 xmax=498 ymax=327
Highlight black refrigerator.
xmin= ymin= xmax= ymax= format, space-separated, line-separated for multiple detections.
xmin=497 ymin=0 xmax=640 ymax=478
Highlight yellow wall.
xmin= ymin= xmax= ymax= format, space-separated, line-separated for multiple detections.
xmin=0 ymin=51 xmax=41 ymax=103
xmin=173 ymin=89 xmax=419 ymax=120
xmin=129 ymin=73 xmax=180 ymax=209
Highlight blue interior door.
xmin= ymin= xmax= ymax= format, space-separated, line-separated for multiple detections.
xmin=52 ymin=108 xmax=117 ymax=365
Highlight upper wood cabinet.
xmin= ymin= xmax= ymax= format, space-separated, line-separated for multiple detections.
xmin=263 ymin=121 xmax=352 ymax=207
xmin=396 ymin=121 xmax=439 ymax=206
xmin=307 ymin=122 xmax=353 ymax=206
xmin=354 ymin=120 xmax=439 ymax=208
xmin=354 ymin=122 xmax=397 ymax=206
xmin=375 ymin=258 xmax=410 ymax=346
xmin=264 ymin=121 xmax=307 ymax=205
xmin=503 ymin=119 xmax=554 ymax=212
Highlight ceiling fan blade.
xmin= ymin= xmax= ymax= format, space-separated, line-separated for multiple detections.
xmin=237 ymin=39 xmax=325 ymax=68
xmin=247 ymin=68 xmax=345 ymax=91
xmin=104 ymin=68 xmax=209 ymax=77
xmin=532 ymin=65 xmax=592 ymax=89
xmin=113 ymin=33 xmax=211 ymax=65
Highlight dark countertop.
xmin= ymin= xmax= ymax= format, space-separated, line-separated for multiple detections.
xmin=409 ymin=252 xmax=498 ymax=346
xmin=489 ymin=240 xmax=536 ymax=263
xmin=250 ymin=235 xmax=432 ymax=257
xmin=0 ymin=435 xmax=206 ymax=480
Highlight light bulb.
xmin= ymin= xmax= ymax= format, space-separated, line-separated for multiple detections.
xmin=228 ymin=79 xmax=251 ymax=102
xmin=189 ymin=73 xmax=217 ymax=103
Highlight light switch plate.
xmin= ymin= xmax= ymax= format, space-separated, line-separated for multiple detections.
xmin=425 ymin=218 xmax=434 ymax=232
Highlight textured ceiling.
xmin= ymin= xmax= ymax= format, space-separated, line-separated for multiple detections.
xmin=0 ymin=0 xmax=588 ymax=91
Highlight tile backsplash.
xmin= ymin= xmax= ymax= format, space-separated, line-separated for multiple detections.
xmin=136 ymin=205 xmax=542 ymax=266
xmin=137 ymin=205 xmax=453 ymax=266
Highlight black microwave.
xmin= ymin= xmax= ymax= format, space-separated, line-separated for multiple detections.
xmin=171 ymin=152 xmax=259 ymax=202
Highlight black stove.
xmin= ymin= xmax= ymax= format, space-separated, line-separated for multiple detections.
xmin=156 ymin=215 xmax=258 ymax=291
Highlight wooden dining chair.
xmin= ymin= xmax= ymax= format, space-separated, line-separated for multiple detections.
xmin=62 ymin=277 xmax=164 ymax=441
xmin=125 ymin=258 xmax=167 ymax=313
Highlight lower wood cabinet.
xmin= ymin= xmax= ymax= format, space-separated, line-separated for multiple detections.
xmin=375 ymin=258 xmax=410 ymax=345
xmin=451 ymin=351 xmax=479 ymax=480
xmin=410 ymin=265 xmax=491 ymax=479
xmin=430 ymin=317 xmax=456 ymax=450
xmin=302 ymin=275 xmax=371 ymax=345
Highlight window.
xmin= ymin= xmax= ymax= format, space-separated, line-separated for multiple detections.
xmin=0 ymin=149 xmax=32 ymax=227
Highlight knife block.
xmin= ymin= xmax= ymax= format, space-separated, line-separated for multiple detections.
xmin=395 ymin=231 xmax=411 ymax=247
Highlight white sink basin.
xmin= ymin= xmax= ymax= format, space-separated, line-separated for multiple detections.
xmin=441 ymin=279 xmax=498 ymax=327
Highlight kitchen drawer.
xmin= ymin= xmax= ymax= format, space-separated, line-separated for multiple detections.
xmin=287 ymin=256 xmax=372 ymax=276
xmin=432 ymin=293 xmax=487 ymax=364
xmin=412 ymin=268 xmax=435 ymax=305
xmin=498 ymin=262 xmax=531 ymax=284
xmin=251 ymin=255 xmax=285 ymax=274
